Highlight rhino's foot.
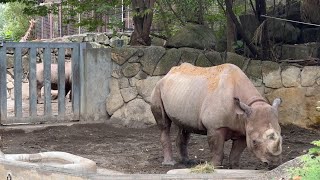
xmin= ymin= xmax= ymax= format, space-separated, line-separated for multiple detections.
xmin=162 ymin=160 xmax=176 ymax=166
xmin=181 ymin=159 xmax=201 ymax=166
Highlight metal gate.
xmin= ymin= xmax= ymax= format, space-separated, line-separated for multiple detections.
xmin=0 ymin=41 xmax=85 ymax=125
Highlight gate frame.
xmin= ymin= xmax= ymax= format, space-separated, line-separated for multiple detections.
xmin=0 ymin=41 xmax=86 ymax=125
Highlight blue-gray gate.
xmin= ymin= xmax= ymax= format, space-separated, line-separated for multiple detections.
xmin=0 ymin=42 xmax=85 ymax=125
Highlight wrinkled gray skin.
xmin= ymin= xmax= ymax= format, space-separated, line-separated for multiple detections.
xmin=36 ymin=62 xmax=72 ymax=103
xmin=150 ymin=63 xmax=282 ymax=169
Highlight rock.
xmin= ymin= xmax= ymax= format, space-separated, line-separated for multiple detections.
xmin=122 ymin=63 xmax=141 ymax=78
xmin=281 ymin=66 xmax=301 ymax=87
xmin=84 ymin=33 xmax=95 ymax=42
xmin=109 ymin=98 xmax=156 ymax=128
xmin=106 ymin=78 xmax=124 ymax=115
xmin=120 ymin=35 xmax=130 ymax=45
xmin=195 ymin=53 xmax=212 ymax=67
xmin=88 ymin=42 xmax=108 ymax=48
xmin=140 ymin=46 xmax=166 ymax=75
xmin=153 ymin=48 xmax=181 ymax=76
xmin=239 ymin=14 xmax=260 ymax=40
xmin=7 ymin=82 xmax=14 ymax=90
xmin=301 ymin=27 xmax=320 ymax=43
xmin=305 ymin=86 xmax=320 ymax=97
xmin=265 ymin=87 xmax=320 ymax=128
xmin=129 ymin=77 xmax=139 ymax=87
xmin=179 ymin=47 xmax=201 ymax=64
xmin=301 ymin=66 xmax=320 ymax=87
xmin=225 ymin=52 xmax=246 ymax=68
xmin=120 ymin=87 xmax=138 ymax=102
xmin=95 ymin=33 xmax=110 ymax=45
xmin=262 ymin=61 xmax=282 ymax=88
xmin=276 ymin=43 xmax=320 ymax=60
xmin=165 ymin=23 xmax=216 ymax=50
xmin=6 ymin=54 xmax=14 ymax=69
xmin=267 ymin=20 xmax=300 ymax=44
xmin=205 ymin=51 xmax=224 ymax=65
xmin=111 ymin=47 xmax=137 ymax=65
xmin=246 ymin=60 xmax=262 ymax=87
xmin=7 ymin=90 xmax=9 ymax=99
xmin=136 ymin=76 xmax=161 ymax=103
xmin=134 ymin=71 xmax=148 ymax=80
xmin=118 ymin=78 xmax=130 ymax=89
xmin=110 ymin=37 xmax=124 ymax=47
xmin=67 ymin=35 xmax=85 ymax=42
xmin=151 ymin=36 xmax=166 ymax=46
xmin=106 ymin=92 xmax=124 ymax=115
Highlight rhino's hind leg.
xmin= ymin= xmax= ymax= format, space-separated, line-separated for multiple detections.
xmin=151 ymin=88 xmax=176 ymax=166
xmin=229 ymin=137 xmax=246 ymax=169
xmin=176 ymin=128 xmax=196 ymax=165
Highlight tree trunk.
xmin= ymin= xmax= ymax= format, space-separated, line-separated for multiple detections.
xmin=225 ymin=0 xmax=235 ymax=52
xmin=129 ymin=0 xmax=156 ymax=46
xmin=225 ymin=0 xmax=259 ymax=58
xmin=255 ymin=0 xmax=270 ymax=60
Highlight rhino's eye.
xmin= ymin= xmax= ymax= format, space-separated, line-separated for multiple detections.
xmin=252 ymin=140 xmax=258 ymax=147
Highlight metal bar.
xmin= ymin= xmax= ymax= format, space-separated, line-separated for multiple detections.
xmin=0 ymin=45 xmax=7 ymax=122
xmin=4 ymin=42 xmax=81 ymax=49
xmin=72 ymin=45 xmax=80 ymax=118
xmin=58 ymin=48 xmax=65 ymax=116
xmin=14 ymin=47 xmax=23 ymax=118
xmin=261 ymin=15 xmax=320 ymax=27
xmin=2 ymin=114 xmax=77 ymax=125
xmin=29 ymin=48 xmax=37 ymax=117
xmin=43 ymin=47 xmax=52 ymax=116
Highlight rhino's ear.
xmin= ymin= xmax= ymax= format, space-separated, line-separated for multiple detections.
xmin=234 ymin=97 xmax=252 ymax=117
xmin=272 ymin=98 xmax=282 ymax=110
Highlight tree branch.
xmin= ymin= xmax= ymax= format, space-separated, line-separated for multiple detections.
xmin=225 ymin=0 xmax=260 ymax=58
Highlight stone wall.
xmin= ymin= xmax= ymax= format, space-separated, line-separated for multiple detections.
xmin=107 ymin=46 xmax=320 ymax=128
xmin=3 ymin=33 xmax=320 ymax=128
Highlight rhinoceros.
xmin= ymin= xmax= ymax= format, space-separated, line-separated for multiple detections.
xmin=150 ymin=63 xmax=282 ymax=168
xmin=36 ymin=62 xmax=72 ymax=103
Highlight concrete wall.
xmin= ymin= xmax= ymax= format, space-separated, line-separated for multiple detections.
xmin=80 ymin=49 xmax=113 ymax=121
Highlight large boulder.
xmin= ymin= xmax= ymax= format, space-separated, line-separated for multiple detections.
xmin=267 ymin=20 xmax=301 ymax=44
xmin=266 ymin=87 xmax=320 ymax=128
xmin=239 ymin=14 xmax=260 ymax=41
xmin=165 ymin=23 xmax=216 ymax=50
xmin=109 ymin=98 xmax=156 ymax=128
xmin=301 ymin=27 xmax=320 ymax=43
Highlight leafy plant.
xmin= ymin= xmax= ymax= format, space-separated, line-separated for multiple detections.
xmin=289 ymin=140 xmax=320 ymax=180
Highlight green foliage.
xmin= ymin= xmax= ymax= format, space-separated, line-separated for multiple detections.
xmin=289 ymin=140 xmax=320 ymax=180
xmin=0 ymin=2 xmax=31 ymax=41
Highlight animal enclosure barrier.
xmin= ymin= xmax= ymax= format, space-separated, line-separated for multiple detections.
xmin=0 ymin=42 xmax=85 ymax=125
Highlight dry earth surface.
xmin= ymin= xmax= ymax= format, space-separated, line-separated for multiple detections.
xmin=1 ymin=122 xmax=319 ymax=174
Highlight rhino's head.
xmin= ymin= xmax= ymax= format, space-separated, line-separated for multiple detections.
xmin=235 ymin=98 xmax=282 ymax=167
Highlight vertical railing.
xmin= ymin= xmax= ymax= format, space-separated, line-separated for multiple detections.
xmin=0 ymin=42 xmax=82 ymax=125
xmin=0 ymin=42 xmax=7 ymax=121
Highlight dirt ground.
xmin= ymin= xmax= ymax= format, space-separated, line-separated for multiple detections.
xmin=0 ymin=122 xmax=319 ymax=174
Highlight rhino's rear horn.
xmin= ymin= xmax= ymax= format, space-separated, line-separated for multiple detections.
xmin=234 ymin=97 xmax=252 ymax=117
xmin=272 ymin=98 xmax=282 ymax=109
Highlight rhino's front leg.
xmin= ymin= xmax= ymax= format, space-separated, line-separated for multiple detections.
xmin=207 ymin=130 xmax=225 ymax=168
xmin=229 ymin=137 xmax=246 ymax=169
xmin=176 ymin=128 xmax=192 ymax=164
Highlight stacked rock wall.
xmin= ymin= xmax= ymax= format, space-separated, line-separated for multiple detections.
xmin=107 ymin=47 xmax=320 ymax=128
xmin=3 ymin=33 xmax=320 ymax=128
